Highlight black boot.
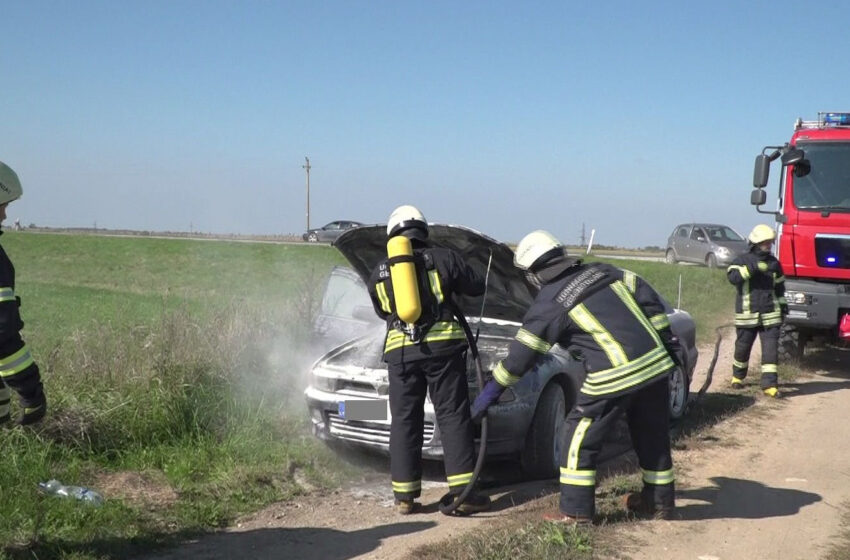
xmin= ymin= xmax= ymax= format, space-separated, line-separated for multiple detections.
xmin=17 ymin=388 xmax=46 ymax=426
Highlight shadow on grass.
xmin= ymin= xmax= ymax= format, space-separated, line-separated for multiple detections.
xmin=4 ymin=521 xmax=437 ymax=560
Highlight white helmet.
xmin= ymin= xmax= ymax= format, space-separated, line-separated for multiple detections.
xmin=387 ymin=205 xmax=428 ymax=239
xmin=0 ymin=161 xmax=23 ymax=206
xmin=514 ymin=230 xmax=564 ymax=270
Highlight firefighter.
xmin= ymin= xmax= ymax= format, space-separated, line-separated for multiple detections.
xmin=367 ymin=205 xmax=490 ymax=515
xmin=0 ymin=161 xmax=47 ymax=425
xmin=727 ymin=224 xmax=786 ymax=397
xmin=471 ymin=230 xmax=679 ymax=523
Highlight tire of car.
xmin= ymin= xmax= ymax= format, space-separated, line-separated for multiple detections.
xmin=308 ymin=232 xmax=319 ymax=243
xmin=665 ymin=249 xmax=677 ymax=264
xmin=706 ymin=253 xmax=718 ymax=269
xmin=668 ymin=366 xmax=690 ymax=421
xmin=521 ymin=382 xmax=568 ymax=480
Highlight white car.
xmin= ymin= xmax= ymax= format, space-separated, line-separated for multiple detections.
xmin=304 ymin=225 xmax=698 ymax=479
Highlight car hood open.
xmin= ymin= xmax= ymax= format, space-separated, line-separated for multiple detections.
xmin=333 ymin=224 xmax=536 ymax=323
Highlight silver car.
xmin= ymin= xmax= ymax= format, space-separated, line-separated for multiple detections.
xmin=304 ymin=225 xmax=699 ymax=479
xmin=303 ymin=220 xmax=364 ymax=243
xmin=665 ymin=223 xmax=748 ymax=268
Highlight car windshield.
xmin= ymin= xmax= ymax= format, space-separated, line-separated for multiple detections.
xmin=792 ymin=142 xmax=850 ymax=211
xmin=702 ymin=226 xmax=743 ymax=242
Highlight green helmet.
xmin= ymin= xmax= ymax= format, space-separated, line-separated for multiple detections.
xmin=0 ymin=161 xmax=23 ymax=206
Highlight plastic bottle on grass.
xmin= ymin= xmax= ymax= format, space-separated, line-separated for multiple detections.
xmin=38 ymin=479 xmax=103 ymax=506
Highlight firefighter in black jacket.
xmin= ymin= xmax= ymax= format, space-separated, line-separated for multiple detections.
xmin=367 ymin=205 xmax=490 ymax=515
xmin=472 ymin=230 xmax=680 ymax=523
xmin=0 ymin=161 xmax=47 ymax=425
xmin=727 ymin=224 xmax=786 ymax=397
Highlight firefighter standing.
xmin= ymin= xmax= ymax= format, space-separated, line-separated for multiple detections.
xmin=727 ymin=224 xmax=786 ymax=397
xmin=0 ymin=161 xmax=47 ymax=426
xmin=367 ymin=205 xmax=490 ymax=515
xmin=471 ymin=230 xmax=679 ymax=523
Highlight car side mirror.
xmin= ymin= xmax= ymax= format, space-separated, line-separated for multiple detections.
xmin=696 ymin=236 xmax=706 ymax=243
xmin=781 ymin=148 xmax=805 ymax=166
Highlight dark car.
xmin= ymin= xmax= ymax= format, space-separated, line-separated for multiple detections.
xmin=303 ymin=221 xmax=363 ymax=243
xmin=665 ymin=223 xmax=748 ymax=268
xmin=304 ymin=225 xmax=699 ymax=479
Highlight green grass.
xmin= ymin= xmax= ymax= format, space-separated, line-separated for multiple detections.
xmin=1 ymin=232 xmax=351 ymax=560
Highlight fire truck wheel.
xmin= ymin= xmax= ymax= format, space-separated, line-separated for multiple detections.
xmin=778 ymin=323 xmax=805 ymax=362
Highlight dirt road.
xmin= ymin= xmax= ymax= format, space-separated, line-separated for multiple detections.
xmin=145 ymin=340 xmax=850 ymax=560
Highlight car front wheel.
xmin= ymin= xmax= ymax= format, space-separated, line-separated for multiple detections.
xmin=706 ymin=253 xmax=718 ymax=269
xmin=521 ymin=382 xmax=568 ymax=480
xmin=307 ymin=232 xmax=319 ymax=242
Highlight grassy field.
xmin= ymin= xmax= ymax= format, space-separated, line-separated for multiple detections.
xmin=0 ymin=232 xmax=735 ymax=560
xmin=0 ymin=232 xmax=352 ymax=560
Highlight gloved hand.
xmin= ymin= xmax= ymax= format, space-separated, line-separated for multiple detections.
xmin=470 ymin=380 xmax=506 ymax=423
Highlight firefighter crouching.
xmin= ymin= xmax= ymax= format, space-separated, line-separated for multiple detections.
xmin=471 ymin=230 xmax=679 ymax=523
xmin=727 ymin=224 xmax=786 ymax=397
xmin=367 ymin=205 xmax=490 ymax=515
xmin=0 ymin=161 xmax=47 ymax=426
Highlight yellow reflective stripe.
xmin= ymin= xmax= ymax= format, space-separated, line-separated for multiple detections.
xmin=623 ymin=270 xmax=637 ymax=293
xmin=392 ymin=480 xmax=422 ymax=493
xmin=376 ymin=281 xmax=392 ymax=313
xmin=384 ymin=321 xmax=466 ymax=352
xmin=0 ymin=287 xmax=14 ymax=303
xmin=569 ymin=304 xmax=628 ymax=366
xmin=650 ymin=313 xmax=670 ymax=331
xmin=447 ymin=472 xmax=473 ymax=487
xmin=777 ymin=297 xmax=787 ymax=305
xmin=584 ymin=346 xmax=669 ymax=385
xmin=733 ymin=359 xmax=748 ymax=369
xmin=581 ymin=354 xmax=674 ymax=396
xmin=428 ymin=270 xmax=444 ymax=304
xmin=610 ymin=282 xmax=665 ymax=346
xmin=515 ymin=328 xmax=552 ymax=354
xmin=566 ymin=417 xmax=592 ymax=470
xmin=729 ymin=265 xmax=747 ymax=278
xmin=560 ymin=467 xmax=596 ymax=487
xmin=742 ymin=279 xmax=751 ymax=314
xmin=774 ymin=274 xmax=785 ymax=284
xmin=0 ymin=346 xmax=34 ymax=378
xmin=762 ymin=364 xmax=778 ymax=373
xmin=492 ymin=361 xmax=521 ymax=386
xmin=642 ymin=468 xmax=674 ymax=485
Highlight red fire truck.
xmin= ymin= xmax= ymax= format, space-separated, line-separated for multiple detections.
xmin=752 ymin=112 xmax=850 ymax=359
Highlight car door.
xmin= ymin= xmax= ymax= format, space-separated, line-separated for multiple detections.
xmin=670 ymin=225 xmax=689 ymax=261
xmin=319 ymin=222 xmax=343 ymax=242
xmin=689 ymin=226 xmax=709 ymax=264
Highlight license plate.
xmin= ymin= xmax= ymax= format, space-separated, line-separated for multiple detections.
xmin=338 ymin=400 xmax=388 ymax=421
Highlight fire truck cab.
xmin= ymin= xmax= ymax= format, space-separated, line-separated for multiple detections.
xmin=751 ymin=112 xmax=850 ymax=359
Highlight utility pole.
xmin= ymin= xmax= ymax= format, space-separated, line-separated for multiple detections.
xmin=302 ymin=156 xmax=311 ymax=231
xmin=580 ymin=223 xmax=586 ymax=246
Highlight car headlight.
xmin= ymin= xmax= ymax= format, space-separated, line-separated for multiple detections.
xmin=313 ymin=374 xmax=338 ymax=392
xmin=715 ymin=246 xmax=730 ymax=256
xmin=785 ymin=291 xmax=811 ymax=305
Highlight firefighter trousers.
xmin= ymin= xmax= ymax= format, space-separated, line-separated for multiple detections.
xmin=387 ymin=351 xmax=476 ymax=501
xmin=733 ymin=325 xmax=779 ymax=389
xmin=559 ymin=377 xmax=674 ymax=518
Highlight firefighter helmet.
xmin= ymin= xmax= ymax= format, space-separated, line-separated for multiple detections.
xmin=387 ymin=205 xmax=428 ymax=240
xmin=0 ymin=161 xmax=23 ymax=206
xmin=748 ymin=224 xmax=776 ymax=244
xmin=514 ymin=230 xmax=565 ymax=271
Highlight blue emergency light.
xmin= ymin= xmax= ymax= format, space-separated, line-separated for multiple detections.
xmin=827 ymin=256 xmax=838 ymax=264
xmin=822 ymin=112 xmax=850 ymax=126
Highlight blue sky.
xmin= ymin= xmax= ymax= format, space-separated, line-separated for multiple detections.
xmin=4 ymin=0 xmax=850 ymax=248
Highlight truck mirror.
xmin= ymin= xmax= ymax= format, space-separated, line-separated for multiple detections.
xmin=793 ymin=159 xmax=811 ymax=178
xmin=781 ymin=148 xmax=805 ymax=166
xmin=753 ymin=154 xmax=770 ymax=188
xmin=751 ymin=189 xmax=767 ymax=206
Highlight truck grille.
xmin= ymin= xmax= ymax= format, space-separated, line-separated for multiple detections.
xmin=327 ymin=413 xmax=435 ymax=445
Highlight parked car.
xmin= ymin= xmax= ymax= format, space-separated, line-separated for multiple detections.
xmin=304 ymin=225 xmax=699 ymax=479
xmin=666 ymin=223 xmax=748 ymax=268
xmin=303 ymin=220 xmax=363 ymax=243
